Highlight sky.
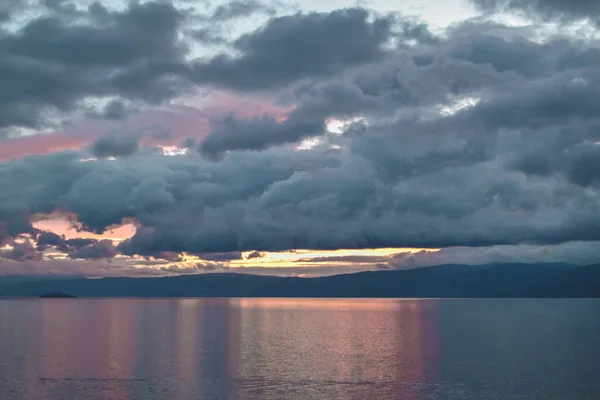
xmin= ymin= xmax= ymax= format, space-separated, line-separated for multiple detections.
xmin=2 ymin=0 xmax=600 ymax=277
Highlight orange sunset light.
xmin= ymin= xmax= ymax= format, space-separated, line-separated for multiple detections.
xmin=30 ymin=215 xmax=439 ymax=269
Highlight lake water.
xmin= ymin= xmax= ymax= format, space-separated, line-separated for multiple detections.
xmin=0 ymin=298 xmax=599 ymax=400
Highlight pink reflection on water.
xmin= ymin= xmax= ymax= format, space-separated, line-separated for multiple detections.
xmin=0 ymin=298 xmax=439 ymax=400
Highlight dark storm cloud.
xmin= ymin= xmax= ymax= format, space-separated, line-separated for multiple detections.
xmin=246 ymin=251 xmax=264 ymax=259
xmin=150 ymin=251 xmax=183 ymax=262
xmin=35 ymin=230 xmax=64 ymax=249
xmin=68 ymin=239 xmax=117 ymax=259
xmin=0 ymin=208 xmax=32 ymax=243
xmin=98 ymin=100 xmax=130 ymax=121
xmin=3 ymin=1 xmax=184 ymax=67
xmin=507 ymin=130 xmax=600 ymax=187
xmin=196 ymin=251 xmax=243 ymax=261
xmin=34 ymin=230 xmax=101 ymax=254
xmin=196 ymin=29 xmax=518 ymax=155
xmin=1 ymin=242 xmax=43 ymax=261
xmin=0 ymin=0 xmax=188 ymax=134
xmin=198 ymin=107 xmax=325 ymax=158
xmin=202 ymin=16 xmax=596 ymax=156
xmin=1 ymin=140 xmax=600 ymax=259
xmin=189 ymin=8 xmax=395 ymax=90
xmin=471 ymin=0 xmax=600 ymax=22
xmin=64 ymin=238 xmax=97 ymax=249
xmin=182 ymin=137 xmax=197 ymax=149
xmin=91 ymin=134 xmax=139 ymax=158
xmin=2 ymin=7 xmax=600 ymax=267
xmin=0 ymin=3 xmax=404 ymax=137
xmin=110 ymin=22 xmax=600 ymax=253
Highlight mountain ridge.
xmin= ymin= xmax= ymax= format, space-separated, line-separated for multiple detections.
xmin=0 ymin=263 xmax=598 ymax=298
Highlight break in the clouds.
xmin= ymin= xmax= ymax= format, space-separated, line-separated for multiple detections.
xmin=471 ymin=0 xmax=600 ymax=22
xmin=2 ymin=0 xmax=600 ymax=274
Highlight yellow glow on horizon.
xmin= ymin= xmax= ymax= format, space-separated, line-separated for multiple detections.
xmin=28 ymin=214 xmax=439 ymax=272
xmin=228 ymin=247 xmax=438 ymax=268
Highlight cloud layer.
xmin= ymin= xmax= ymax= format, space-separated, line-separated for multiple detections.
xmin=2 ymin=0 xmax=600 ymax=273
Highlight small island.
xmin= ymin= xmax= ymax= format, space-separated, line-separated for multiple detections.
xmin=39 ymin=292 xmax=77 ymax=299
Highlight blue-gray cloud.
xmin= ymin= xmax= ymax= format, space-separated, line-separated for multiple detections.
xmin=1 ymin=3 xmax=600 ymax=269
xmin=471 ymin=0 xmax=600 ymax=22
xmin=189 ymin=8 xmax=396 ymax=91
xmin=0 ymin=0 xmax=189 ymax=134
xmin=91 ymin=134 xmax=139 ymax=158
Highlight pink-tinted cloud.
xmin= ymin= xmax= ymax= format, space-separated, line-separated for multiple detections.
xmin=0 ymin=132 xmax=92 ymax=161
xmin=0 ymin=92 xmax=291 ymax=161
xmin=33 ymin=215 xmax=136 ymax=242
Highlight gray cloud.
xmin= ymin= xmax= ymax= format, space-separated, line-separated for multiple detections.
xmin=0 ymin=256 xmax=365 ymax=277
xmin=246 ymin=250 xmax=264 ymax=259
xmin=21 ymin=142 xmax=594 ymax=256
xmin=160 ymin=261 xmax=230 ymax=274
xmin=1 ymin=242 xmax=43 ymax=261
xmin=98 ymin=100 xmax=131 ymax=121
xmin=0 ymin=0 xmax=188 ymax=134
xmin=210 ymin=0 xmax=276 ymax=21
xmin=471 ymin=0 xmax=600 ymax=22
xmin=390 ymin=241 xmax=600 ymax=269
xmin=34 ymin=230 xmax=101 ymax=256
xmin=189 ymin=28 xmax=227 ymax=46
xmin=2 ymin=1 xmax=184 ymax=68
xmin=91 ymin=134 xmax=139 ymax=158
xmin=0 ymin=3 xmax=406 ymax=138
xmin=198 ymin=107 xmax=325 ymax=158
xmin=68 ymin=239 xmax=118 ymax=259
xmin=2 ymin=8 xmax=600 ymax=270
xmin=35 ymin=230 xmax=64 ymax=249
xmin=181 ymin=136 xmax=197 ymax=149
xmin=0 ymin=0 xmax=30 ymax=21
xmin=189 ymin=8 xmax=395 ymax=90
xmin=0 ymin=257 xmax=173 ymax=277
xmin=196 ymin=251 xmax=243 ymax=261
xmin=147 ymin=251 xmax=183 ymax=262
xmin=64 ymin=238 xmax=97 ymax=249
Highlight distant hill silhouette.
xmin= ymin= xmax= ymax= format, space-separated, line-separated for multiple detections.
xmin=0 ymin=263 xmax=598 ymax=298
xmin=39 ymin=292 xmax=77 ymax=298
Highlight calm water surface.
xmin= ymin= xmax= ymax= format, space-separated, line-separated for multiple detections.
xmin=0 ymin=298 xmax=599 ymax=399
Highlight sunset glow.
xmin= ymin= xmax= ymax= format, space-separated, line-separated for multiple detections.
xmin=26 ymin=214 xmax=438 ymax=274
xmin=32 ymin=216 xmax=137 ymax=243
